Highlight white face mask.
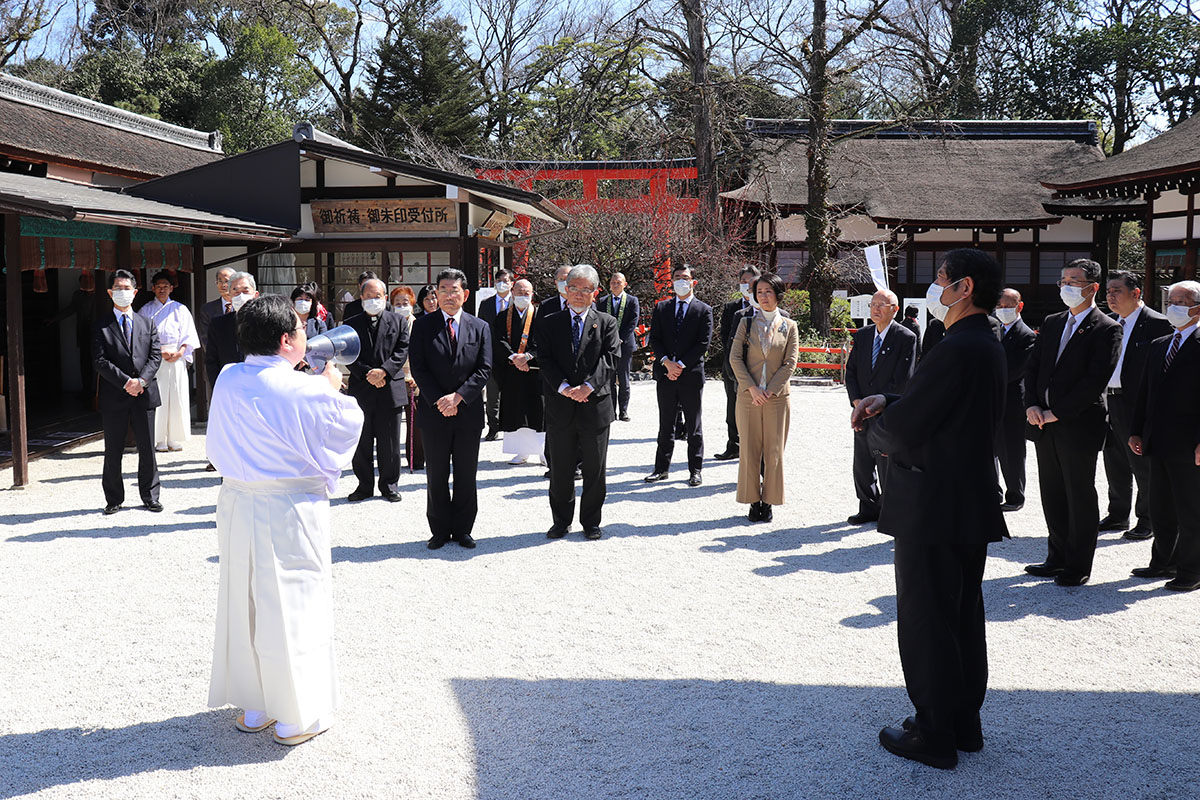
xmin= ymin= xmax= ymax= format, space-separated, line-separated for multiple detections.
xmin=994 ymin=307 xmax=1018 ymax=326
xmin=294 ymin=299 xmax=312 ymax=315
xmin=111 ymin=288 xmax=136 ymax=308
xmin=739 ymin=283 xmax=752 ymax=299
xmin=925 ymin=279 xmax=964 ymax=323
xmin=556 ymin=280 xmax=568 ymax=295
xmin=363 ymin=297 xmax=387 ymax=316
xmin=1166 ymin=303 xmax=1197 ymax=329
xmin=495 ymin=281 xmax=511 ymax=295
xmin=394 ymin=304 xmax=413 ymax=317
xmin=1059 ymin=284 xmax=1087 ymax=309
xmin=513 ymin=295 xmax=532 ymax=311
xmin=231 ymin=292 xmax=253 ymax=312
xmin=673 ymin=279 xmax=693 ymax=298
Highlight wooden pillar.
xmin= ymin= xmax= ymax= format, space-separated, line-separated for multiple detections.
xmin=1184 ymin=190 xmax=1197 ymax=280
xmin=4 ymin=213 xmax=28 ymax=487
xmin=997 ymin=231 xmax=1006 ymax=280
xmin=191 ymin=235 xmax=208 ymax=423
xmin=1144 ymin=192 xmax=1158 ymax=307
xmin=459 ymin=209 xmax=479 ymax=315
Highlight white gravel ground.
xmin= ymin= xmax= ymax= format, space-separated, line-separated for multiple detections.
xmin=1 ymin=381 xmax=1197 ymax=799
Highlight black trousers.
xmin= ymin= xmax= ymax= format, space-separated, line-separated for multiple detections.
xmin=1035 ymin=425 xmax=1102 ymax=576
xmin=852 ymin=428 xmax=887 ymax=515
xmin=995 ymin=404 xmax=1027 ymax=506
xmin=101 ymin=406 xmax=159 ymax=506
xmin=1147 ymin=456 xmax=1200 ymax=580
xmin=655 ymin=372 xmax=704 ymax=472
xmin=484 ymin=373 xmax=501 ymax=433
xmin=612 ymin=346 xmax=633 ymax=416
xmin=894 ymin=537 xmax=988 ymax=752
xmin=722 ymin=370 xmax=739 ymax=450
xmin=352 ymin=404 xmax=402 ymax=492
xmin=1102 ymin=395 xmax=1151 ymax=527
xmin=422 ymin=419 xmax=482 ymax=540
xmin=547 ymin=421 xmax=611 ymax=530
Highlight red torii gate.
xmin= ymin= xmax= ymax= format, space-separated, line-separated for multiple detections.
xmin=471 ymin=158 xmax=699 ymax=292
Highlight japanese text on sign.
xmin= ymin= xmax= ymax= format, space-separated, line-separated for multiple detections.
xmin=310 ymin=199 xmax=458 ymax=233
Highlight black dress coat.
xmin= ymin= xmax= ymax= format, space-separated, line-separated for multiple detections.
xmin=536 ymin=307 xmax=620 ymax=431
xmin=204 ymin=312 xmax=243 ymax=386
xmin=596 ymin=293 xmax=641 ymax=356
xmin=344 ymin=310 xmax=410 ymax=409
xmin=93 ymin=312 xmax=162 ymax=412
xmin=845 ymin=322 xmax=918 ymax=404
xmin=408 ymin=311 xmax=492 ymax=429
xmin=492 ymin=304 xmax=544 ymax=432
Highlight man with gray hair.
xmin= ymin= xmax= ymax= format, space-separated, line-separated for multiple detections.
xmin=536 ymin=263 xmax=621 ymax=539
xmin=204 ymin=271 xmax=258 ymax=390
xmin=1128 ymin=279 xmax=1200 ymax=591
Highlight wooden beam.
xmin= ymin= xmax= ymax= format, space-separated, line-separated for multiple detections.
xmin=1184 ymin=190 xmax=1197 ymax=281
xmin=3 ymin=213 xmax=28 ymax=487
xmin=1144 ymin=192 xmax=1158 ymax=306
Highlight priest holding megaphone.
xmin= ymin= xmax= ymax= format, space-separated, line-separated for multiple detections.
xmin=341 ymin=278 xmax=410 ymax=503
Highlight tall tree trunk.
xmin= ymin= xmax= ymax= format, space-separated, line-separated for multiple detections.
xmin=805 ymin=0 xmax=835 ymax=336
xmin=682 ymin=0 xmax=718 ymax=240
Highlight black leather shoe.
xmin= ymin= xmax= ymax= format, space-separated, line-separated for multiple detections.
xmin=455 ymin=533 xmax=477 ymax=549
xmin=1098 ymin=515 xmax=1130 ymax=532
xmin=1123 ymin=526 xmax=1153 ymax=541
xmin=748 ymin=503 xmax=762 ymax=522
xmin=584 ymin=527 xmax=602 ymax=540
xmin=902 ymin=716 xmax=982 ymax=753
xmin=103 ymin=504 xmax=121 ymax=516
xmin=484 ymin=430 xmax=499 ymax=442
xmin=380 ymin=490 xmax=402 ymax=503
xmin=644 ymin=471 xmax=669 ymax=483
xmin=879 ymin=726 xmax=956 ymax=770
xmin=1164 ymin=576 xmax=1200 ymax=592
xmin=714 ymin=449 xmax=739 ymax=461
xmin=760 ymin=504 xmax=773 ymax=523
xmin=1055 ymin=572 xmax=1089 ymax=587
xmin=1000 ymin=502 xmax=1024 ymax=512
xmin=1024 ymin=562 xmax=1064 ymax=577
xmin=619 ymin=413 xmax=631 ymax=422
xmin=1131 ymin=566 xmax=1176 ymax=579
xmin=546 ymin=526 xmax=568 ymax=539
xmin=847 ymin=511 xmax=878 ymax=525
xmin=143 ymin=500 xmax=163 ymax=513
xmin=347 ymin=487 xmax=372 ymax=502
xmin=687 ymin=471 xmax=702 ymax=487
xmin=427 ymin=536 xmax=449 ymax=550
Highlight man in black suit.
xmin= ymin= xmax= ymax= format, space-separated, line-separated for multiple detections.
xmin=342 ymin=270 xmax=377 ymax=322
xmin=197 ymin=266 xmax=235 ymax=355
xmin=344 ymin=278 xmax=410 ymax=503
xmin=534 ymin=264 xmax=573 ymax=323
xmin=204 ymin=271 xmax=258 ymax=384
xmin=93 ymin=269 xmax=163 ymax=515
xmin=645 ymin=264 xmax=713 ymax=487
xmin=408 ymin=268 xmax=492 ymax=549
xmin=715 ymin=265 xmax=760 ymax=460
xmin=1024 ymin=258 xmax=1122 ymax=586
xmin=1100 ymin=270 xmax=1172 ymax=540
xmin=596 ymin=271 xmax=640 ymax=423
xmin=537 ymin=264 xmax=620 ymax=539
xmin=852 ymin=248 xmax=1008 ymax=771
xmin=845 ymin=289 xmax=918 ymax=524
xmin=898 ymin=304 xmax=922 ymax=358
xmin=993 ymin=288 xmax=1037 ymax=511
xmin=1128 ymin=280 xmax=1200 ymax=592
xmin=477 ymin=267 xmax=514 ymax=440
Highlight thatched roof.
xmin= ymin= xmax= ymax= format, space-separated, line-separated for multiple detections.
xmin=1043 ymin=113 xmax=1200 ymax=197
xmin=0 ymin=73 xmax=224 ymax=179
xmin=722 ymin=120 xmax=1108 ymax=229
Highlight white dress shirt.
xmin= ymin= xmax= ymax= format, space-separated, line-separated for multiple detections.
xmin=1107 ymin=304 xmax=1143 ymax=389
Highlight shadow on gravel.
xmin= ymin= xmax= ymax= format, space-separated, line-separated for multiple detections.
xmin=0 ymin=710 xmax=286 ymax=798
xmin=7 ymin=520 xmax=213 ymax=542
xmin=701 ymin=523 xmax=864 ymax=554
xmin=450 ymin=678 xmax=1200 ymax=800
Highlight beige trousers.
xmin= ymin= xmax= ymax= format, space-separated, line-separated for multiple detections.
xmin=735 ymin=392 xmax=791 ymax=505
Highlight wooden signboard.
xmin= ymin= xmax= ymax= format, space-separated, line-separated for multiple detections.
xmin=310 ymin=199 xmax=458 ymax=233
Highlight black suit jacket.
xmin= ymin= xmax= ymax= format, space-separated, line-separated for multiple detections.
xmin=845 ymin=322 xmax=918 ymax=405
xmin=648 ymin=296 xmax=713 ymax=379
xmin=93 ymin=312 xmax=162 ymax=411
xmin=536 ymin=307 xmax=620 ymax=431
xmin=720 ymin=298 xmax=754 ymax=373
xmin=1000 ymin=317 xmax=1037 ymax=416
xmin=597 ymin=293 xmax=641 ymax=353
xmin=535 ymin=295 xmax=566 ymax=323
xmin=204 ymin=312 xmax=243 ymax=383
xmin=196 ymin=297 xmax=228 ymax=349
xmin=477 ymin=293 xmax=510 ymax=328
xmin=408 ymin=311 xmax=492 ymax=428
xmin=868 ymin=314 xmax=1008 ymax=545
xmin=1131 ymin=330 xmax=1200 ymax=459
xmin=344 ymin=310 xmax=410 ymax=408
xmin=1023 ymin=307 xmax=1121 ymax=447
xmin=1111 ymin=307 xmax=1172 ymax=416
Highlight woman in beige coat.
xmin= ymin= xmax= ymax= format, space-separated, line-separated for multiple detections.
xmin=729 ymin=272 xmax=800 ymax=522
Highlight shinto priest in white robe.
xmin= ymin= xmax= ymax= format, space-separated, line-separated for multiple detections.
xmin=207 ymin=354 xmax=363 ymax=729
xmin=137 ymin=297 xmax=200 ymax=448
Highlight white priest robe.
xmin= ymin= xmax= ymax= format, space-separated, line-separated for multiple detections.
xmin=207 ymin=354 xmax=363 ymax=729
xmin=137 ymin=298 xmax=200 ymax=448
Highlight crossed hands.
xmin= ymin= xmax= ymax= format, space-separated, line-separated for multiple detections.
xmin=1026 ymin=406 xmax=1059 ymax=428
xmin=510 ymin=353 xmax=533 ymax=372
xmin=562 ymin=384 xmax=594 ymax=403
xmin=748 ymin=386 xmax=772 ymax=407
xmin=161 ymin=348 xmax=182 ymax=363
xmin=366 ymin=368 xmax=387 ymax=388
xmin=437 ymin=392 xmax=463 ymax=417
xmin=663 ymin=360 xmax=684 ymax=381
xmin=123 ymin=378 xmax=144 ymax=397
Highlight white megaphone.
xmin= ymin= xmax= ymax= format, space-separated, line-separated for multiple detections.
xmin=305 ymin=325 xmax=361 ymax=372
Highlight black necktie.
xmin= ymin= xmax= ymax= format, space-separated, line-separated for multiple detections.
xmin=572 ymin=314 xmax=583 ymax=355
xmin=1166 ymin=332 xmax=1182 ymax=369
xmin=675 ymin=301 xmax=686 ymax=332
xmin=120 ymin=314 xmax=131 ymax=349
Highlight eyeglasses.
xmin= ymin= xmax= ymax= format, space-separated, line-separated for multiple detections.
xmin=868 ymin=302 xmax=896 ymax=310
xmin=1057 ymin=280 xmax=1092 ymax=288
xmin=1164 ymin=301 xmax=1198 ymax=308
